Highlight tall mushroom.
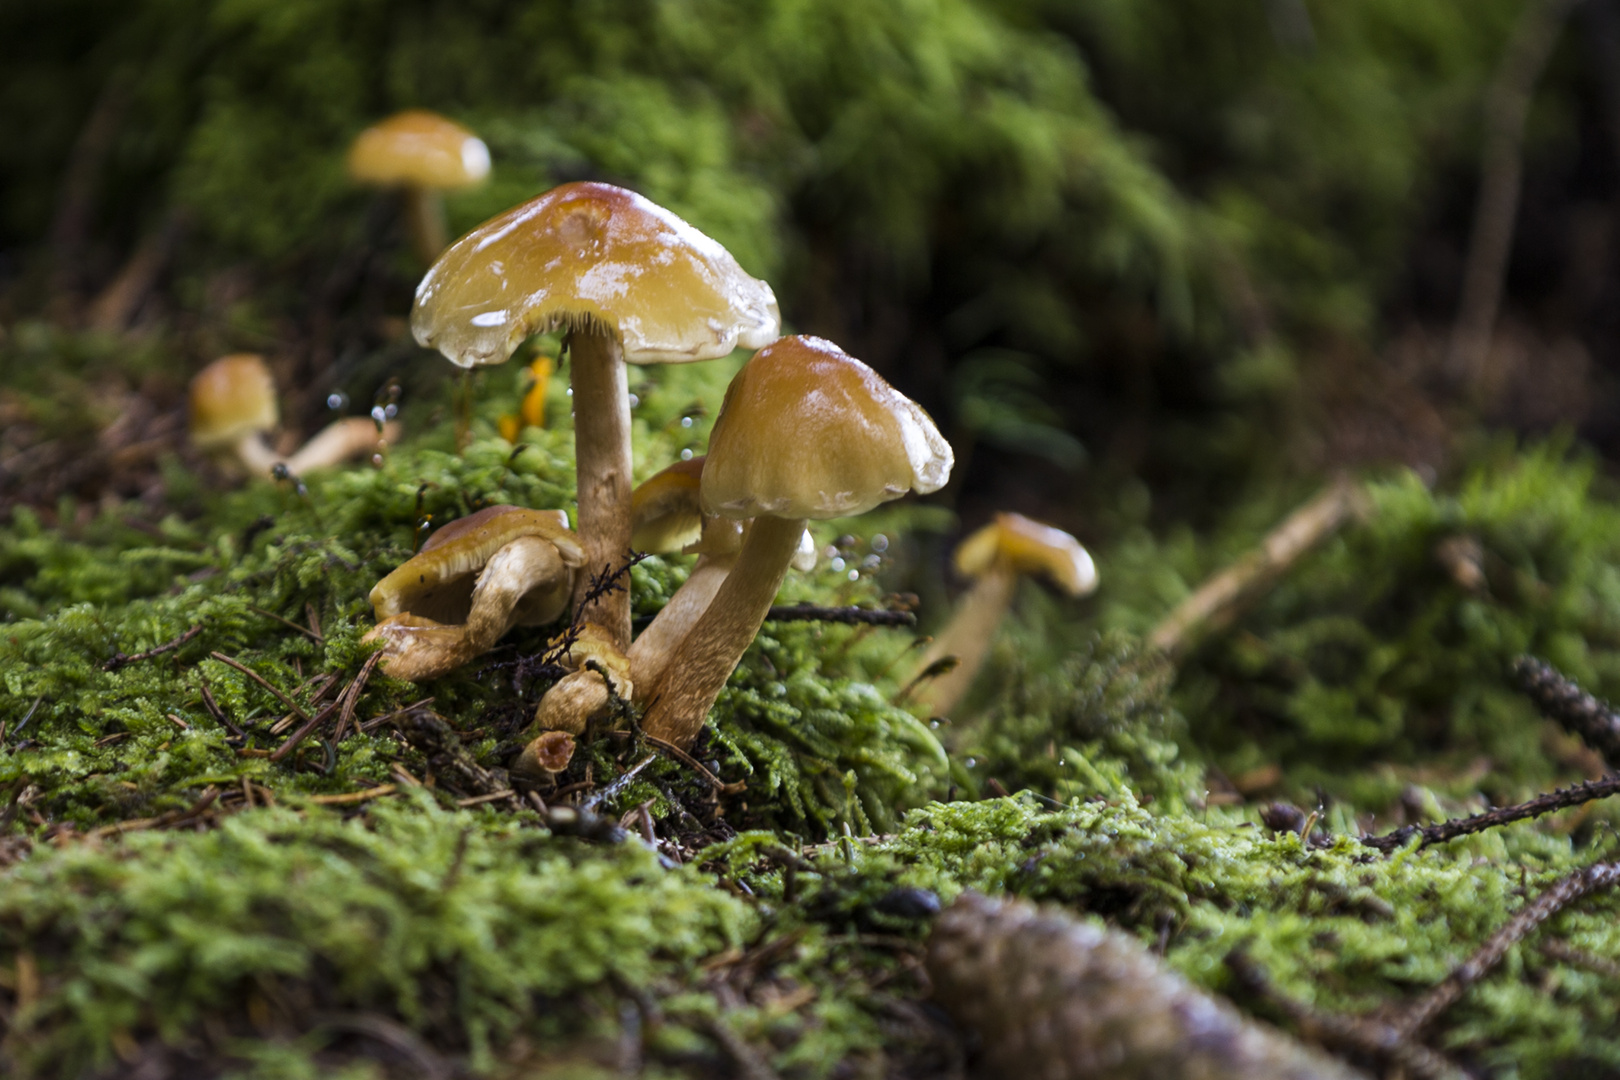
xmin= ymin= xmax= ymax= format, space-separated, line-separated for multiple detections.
xmin=364 ymin=505 xmax=584 ymax=681
xmin=907 ymin=512 xmax=1097 ymax=717
xmin=347 ymin=110 xmax=492 ymax=263
xmin=638 ymin=336 xmax=953 ymax=749
xmin=411 ymin=182 xmax=780 ymax=653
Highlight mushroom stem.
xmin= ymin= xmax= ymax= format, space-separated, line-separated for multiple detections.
xmin=640 ymin=515 xmax=805 ymax=748
xmin=232 ymin=432 xmax=282 ymax=477
xmin=283 ymin=418 xmax=401 ymax=474
xmin=628 ymin=552 xmax=739 ymax=692
xmin=403 ymin=185 xmax=448 ymax=264
xmin=907 ymin=563 xmax=1018 ymax=717
xmin=568 ymin=327 xmax=635 ymax=650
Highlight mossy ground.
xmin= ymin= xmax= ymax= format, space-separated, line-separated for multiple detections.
xmin=4 ymin=328 xmax=1620 ymax=1079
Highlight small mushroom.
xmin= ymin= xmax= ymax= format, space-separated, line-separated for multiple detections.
xmin=907 ymin=512 xmax=1097 ymax=717
xmin=189 ymin=354 xmax=401 ymax=478
xmin=363 ymin=505 xmax=584 ymax=681
xmin=189 ymin=354 xmax=281 ymax=475
xmin=412 ymin=182 xmax=780 ymax=652
xmin=637 ymin=335 xmax=953 ymax=749
xmin=347 ymin=110 xmax=491 ymax=263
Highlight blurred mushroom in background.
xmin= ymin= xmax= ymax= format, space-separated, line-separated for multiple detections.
xmin=347 ymin=110 xmax=491 ymax=263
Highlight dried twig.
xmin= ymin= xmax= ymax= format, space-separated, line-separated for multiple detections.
xmin=1449 ymin=0 xmax=1583 ymax=397
xmin=606 ymin=730 xmax=745 ymax=794
xmin=195 ymin=676 xmax=243 ymax=739
xmin=1396 ymin=859 xmax=1620 ymax=1036
xmin=1149 ymin=477 xmax=1369 ymax=660
xmin=764 ymin=603 xmax=917 ymax=627
xmin=80 ymin=787 xmax=222 ymax=840
xmin=1509 ymin=654 xmax=1620 ymax=769
xmin=582 ymin=755 xmax=659 ymax=812
xmin=1359 ymin=773 xmax=1620 ymax=852
xmin=303 ymin=785 xmax=399 ymax=807
xmin=331 ymin=650 xmax=384 ymax=744
xmin=209 ymin=652 xmax=310 ymax=722
xmin=1225 ymin=950 xmax=1466 ymax=1080
xmin=247 ymin=605 xmax=324 ymax=642
xmin=102 ymin=624 xmax=203 ymax=672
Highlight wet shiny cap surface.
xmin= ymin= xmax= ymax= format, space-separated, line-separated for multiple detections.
xmin=954 ymin=511 xmax=1097 ymax=595
xmin=411 ymin=182 xmax=780 ymax=368
xmin=700 ymin=335 xmax=953 ymax=520
xmin=189 ymin=354 xmax=278 ymax=448
xmin=347 ymin=110 xmax=491 ymax=190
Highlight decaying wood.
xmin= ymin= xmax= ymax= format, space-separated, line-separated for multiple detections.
xmin=1149 ymin=477 xmax=1370 ymax=660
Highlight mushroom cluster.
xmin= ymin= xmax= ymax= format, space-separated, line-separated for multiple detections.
xmin=379 ymin=179 xmax=961 ymax=772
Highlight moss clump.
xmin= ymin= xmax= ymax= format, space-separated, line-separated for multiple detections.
xmin=0 ymin=795 xmax=751 ymax=1077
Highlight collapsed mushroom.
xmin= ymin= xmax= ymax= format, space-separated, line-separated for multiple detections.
xmin=189 ymin=354 xmax=401 ymax=478
xmin=363 ymin=505 xmax=584 ymax=681
xmin=907 ymin=512 xmax=1097 ymax=717
xmin=637 ymin=335 xmax=953 ymax=749
xmin=411 ymin=182 xmax=780 ymax=653
xmin=347 ymin=110 xmax=492 ymax=263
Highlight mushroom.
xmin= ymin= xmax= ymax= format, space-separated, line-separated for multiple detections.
xmin=363 ymin=505 xmax=584 ymax=681
xmin=189 ymin=354 xmax=281 ymax=475
xmin=189 ymin=354 xmax=401 ymax=478
xmin=907 ymin=512 xmax=1097 ymax=717
xmin=636 ymin=335 xmax=953 ymax=749
xmin=347 ymin=110 xmax=492 ymax=263
xmin=623 ymin=456 xmax=814 ymax=692
xmin=411 ymin=182 xmax=780 ymax=653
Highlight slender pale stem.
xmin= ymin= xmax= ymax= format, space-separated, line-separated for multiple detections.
xmin=403 ymin=186 xmax=448 ymax=265
xmin=233 ymin=432 xmax=281 ymax=477
xmin=568 ymin=328 xmax=634 ymax=650
xmin=628 ymin=552 xmax=738 ymax=692
xmin=640 ymin=516 xmax=805 ymax=748
xmin=908 ymin=564 xmax=1017 ymax=717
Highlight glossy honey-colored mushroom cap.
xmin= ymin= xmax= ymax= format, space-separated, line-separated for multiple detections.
xmin=411 ymin=181 xmax=780 ymax=369
xmin=701 ymin=336 xmax=952 ymax=520
xmin=954 ymin=512 xmax=1097 ymax=597
xmin=370 ymin=505 xmax=583 ymax=623
xmin=189 ymin=354 xmax=278 ymax=449
xmin=347 ymin=110 xmax=491 ymax=190
xmin=630 ymin=456 xmax=707 ymax=554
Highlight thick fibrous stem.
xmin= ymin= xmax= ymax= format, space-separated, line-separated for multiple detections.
xmin=568 ymin=328 xmax=634 ymax=649
xmin=403 ymin=186 xmax=448 ymax=265
xmin=628 ymin=553 xmax=739 ymax=692
xmin=908 ymin=565 xmax=1017 ymax=716
xmin=640 ymin=516 xmax=805 ymax=747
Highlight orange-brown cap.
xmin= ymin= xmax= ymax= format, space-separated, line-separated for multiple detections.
xmin=370 ymin=505 xmax=583 ymax=622
xmin=347 ymin=110 xmax=491 ymax=190
xmin=954 ymin=512 xmax=1097 ymax=596
xmin=630 ymin=456 xmax=707 ymax=554
xmin=189 ymin=354 xmax=279 ymax=449
xmin=411 ymin=182 xmax=779 ymax=368
xmin=700 ymin=336 xmax=952 ymax=520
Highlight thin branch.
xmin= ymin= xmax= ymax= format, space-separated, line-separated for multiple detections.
xmin=247 ymin=605 xmax=324 ymax=642
xmin=103 ymin=624 xmax=203 ymax=672
xmin=1396 ymin=859 xmax=1620 ymax=1037
xmin=764 ymin=602 xmax=917 ymax=627
xmin=605 ymin=730 xmax=745 ymax=794
xmin=1509 ymin=654 xmax=1620 ymax=769
xmin=1359 ymin=773 xmax=1620 ymax=852
xmin=1225 ymin=950 xmax=1467 ymax=1080
xmin=1449 ymin=0 xmax=1583 ymax=398
xmin=331 ymin=650 xmax=384 ymax=744
xmin=209 ymin=652 xmax=310 ymax=723
xmin=1149 ymin=477 xmax=1368 ymax=660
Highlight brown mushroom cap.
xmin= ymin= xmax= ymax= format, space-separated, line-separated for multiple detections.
xmin=700 ymin=336 xmax=953 ymax=520
xmin=347 ymin=110 xmax=491 ymax=191
xmin=630 ymin=456 xmax=707 ymax=554
xmin=954 ymin=512 xmax=1097 ymax=597
xmin=411 ymin=181 xmax=780 ymax=369
xmin=370 ymin=505 xmax=583 ymax=624
xmin=189 ymin=354 xmax=278 ymax=450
